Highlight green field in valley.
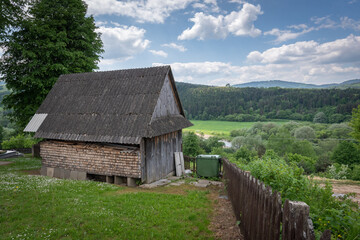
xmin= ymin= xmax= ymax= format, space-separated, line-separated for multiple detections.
xmin=184 ymin=120 xmax=290 ymax=135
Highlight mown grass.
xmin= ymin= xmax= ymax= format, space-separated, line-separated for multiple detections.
xmin=0 ymin=158 xmax=213 ymax=240
xmin=184 ymin=120 xmax=289 ymax=135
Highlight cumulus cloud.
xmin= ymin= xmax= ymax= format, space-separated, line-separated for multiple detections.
xmin=86 ymin=0 xmax=196 ymax=23
xmin=162 ymin=43 xmax=187 ymax=52
xmin=96 ymin=25 xmax=150 ymax=61
xmin=247 ymin=35 xmax=360 ymax=64
xmin=149 ymin=50 xmax=168 ymax=57
xmin=178 ymin=3 xmax=262 ymax=40
xmin=154 ymin=35 xmax=360 ymax=85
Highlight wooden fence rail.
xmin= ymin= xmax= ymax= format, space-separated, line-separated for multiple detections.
xmin=223 ymin=158 xmax=328 ymax=240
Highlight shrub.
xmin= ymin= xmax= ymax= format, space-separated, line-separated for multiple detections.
xmin=325 ymin=164 xmax=350 ymax=180
xmin=199 ymin=137 xmax=224 ymax=153
xmin=294 ymin=126 xmax=316 ymax=140
xmin=328 ymin=123 xmax=352 ymax=139
xmin=183 ymin=132 xmax=204 ymax=157
xmin=1 ymin=134 xmax=39 ymax=149
xmin=234 ymin=147 xmax=257 ymax=163
xmin=313 ymin=112 xmax=327 ymax=123
xmin=315 ymin=153 xmax=333 ymax=172
xmin=286 ymin=153 xmax=316 ymax=174
xmin=235 ymin=151 xmax=359 ymax=238
xmin=331 ymin=141 xmax=360 ymax=166
xmin=230 ymin=128 xmax=248 ymax=137
xmin=349 ymin=164 xmax=360 ymax=181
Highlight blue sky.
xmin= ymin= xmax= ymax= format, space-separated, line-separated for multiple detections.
xmin=85 ymin=0 xmax=360 ymax=86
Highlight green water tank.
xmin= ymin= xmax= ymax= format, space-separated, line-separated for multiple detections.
xmin=196 ymin=155 xmax=221 ymax=177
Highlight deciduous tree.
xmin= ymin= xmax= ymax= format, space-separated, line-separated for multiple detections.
xmin=0 ymin=0 xmax=103 ymax=128
xmin=350 ymin=105 xmax=360 ymax=143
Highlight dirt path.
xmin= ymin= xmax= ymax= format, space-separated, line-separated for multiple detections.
xmin=195 ymin=133 xmax=213 ymax=139
xmin=208 ymin=185 xmax=243 ymax=240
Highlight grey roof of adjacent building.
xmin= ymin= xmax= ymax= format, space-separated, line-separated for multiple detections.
xmin=23 ymin=113 xmax=48 ymax=132
xmin=26 ymin=66 xmax=192 ymax=144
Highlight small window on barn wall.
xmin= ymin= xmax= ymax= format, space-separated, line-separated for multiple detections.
xmin=24 ymin=113 xmax=48 ymax=132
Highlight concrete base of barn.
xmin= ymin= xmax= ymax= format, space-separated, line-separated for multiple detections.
xmin=41 ymin=166 xmax=139 ymax=187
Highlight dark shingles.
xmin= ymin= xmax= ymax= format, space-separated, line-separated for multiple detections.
xmin=33 ymin=66 xmax=192 ymax=144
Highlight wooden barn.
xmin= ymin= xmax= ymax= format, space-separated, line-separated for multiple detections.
xmin=24 ymin=66 xmax=192 ymax=185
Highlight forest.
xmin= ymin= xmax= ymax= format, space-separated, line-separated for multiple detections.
xmin=176 ymin=82 xmax=360 ymax=123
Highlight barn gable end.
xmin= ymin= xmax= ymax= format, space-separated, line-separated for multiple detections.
xmin=151 ymin=74 xmax=180 ymax=120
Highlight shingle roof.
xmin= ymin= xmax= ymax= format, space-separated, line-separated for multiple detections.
xmin=30 ymin=66 xmax=192 ymax=144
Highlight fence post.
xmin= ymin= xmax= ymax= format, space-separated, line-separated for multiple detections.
xmin=282 ymin=200 xmax=315 ymax=240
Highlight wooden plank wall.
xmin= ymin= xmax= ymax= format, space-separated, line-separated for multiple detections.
xmin=151 ymin=74 xmax=180 ymax=121
xmin=144 ymin=131 xmax=181 ymax=183
xmin=223 ymin=159 xmax=327 ymax=240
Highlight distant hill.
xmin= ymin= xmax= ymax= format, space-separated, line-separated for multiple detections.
xmin=232 ymin=79 xmax=360 ymax=89
xmin=175 ymin=81 xmax=360 ymax=123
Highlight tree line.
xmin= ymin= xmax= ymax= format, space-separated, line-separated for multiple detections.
xmin=176 ymin=82 xmax=360 ymax=123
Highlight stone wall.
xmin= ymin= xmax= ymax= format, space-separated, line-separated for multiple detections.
xmin=40 ymin=140 xmax=141 ymax=178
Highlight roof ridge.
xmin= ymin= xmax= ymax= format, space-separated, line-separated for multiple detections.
xmin=59 ymin=65 xmax=171 ymax=77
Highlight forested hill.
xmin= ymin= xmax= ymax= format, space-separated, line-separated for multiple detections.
xmin=176 ymin=82 xmax=360 ymax=123
xmin=232 ymin=79 xmax=360 ymax=89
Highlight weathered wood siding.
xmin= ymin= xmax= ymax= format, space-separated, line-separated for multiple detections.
xmin=151 ymin=75 xmax=180 ymax=120
xmin=41 ymin=140 xmax=141 ymax=178
xmin=144 ymin=131 xmax=182 ymax=183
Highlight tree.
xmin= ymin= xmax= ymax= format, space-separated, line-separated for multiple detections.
xmin=0 ymin=0 xmax=103 ymax=128
xmin=183 ymin=132 xmax=203 ymax=157
xmin=0 ymin=0 xmax=26 ymax=40
xmin=331 ymin=141 xmax=360 ymax=166
xmin=350 ymin=105 xmax=360 ymax=143
xmin=313 ymin=112 xmax=327 ymax=123
xmin=294 ymin=126 xmax=316 ymax=140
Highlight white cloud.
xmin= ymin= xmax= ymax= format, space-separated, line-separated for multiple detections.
xmin=264 ymin=28 xmax=313 ymax=43
xmin=154 ymin=35 xmax=360 ymax=85
xmin=265 ymin=16 xmax=345 ymax=43
xmin=96 ymin=25 xmax=150 ymax=61
xmin=311 ymin=16 xmax=336 ymax=29
xmin=162 ymin=43 xmax=187 ymax=52
xmin=192 ymin=0 xmax=219 ymax=12
xmin=149 ymin=50 xmax=168 ymax=57
xmin=86 ymin=0 xmax=196 ymax=23
xmin=178 ymin=3 xmax=262 ymax=40
xmin=341 ymin=17 xmax=360 ymax=31
xmin=247 ymin=35 xmax=360 ymax=64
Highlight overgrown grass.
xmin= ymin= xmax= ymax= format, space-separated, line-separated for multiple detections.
xmin=184 ymin=120 xmax=289 ymax=135
xmin=0 ymin=158 xmax=213 ymax=240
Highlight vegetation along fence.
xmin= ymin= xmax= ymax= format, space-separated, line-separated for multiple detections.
xmin=223 ymin=159 xmax=330 ymax=240
xmin=184 ymin=156 xmax=196 ymax=172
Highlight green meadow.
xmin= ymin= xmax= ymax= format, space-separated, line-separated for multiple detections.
xmin=0 ymin=157 xmax=213 ymax=240
xmin=184 ymin=120 xmax=289 ymax=135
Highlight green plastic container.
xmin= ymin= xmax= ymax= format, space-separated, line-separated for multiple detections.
xmin=196 ymin=155 xmax=221 ymax=177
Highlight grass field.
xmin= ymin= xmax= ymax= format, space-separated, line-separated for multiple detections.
xmin=0 ymin=157 xmax=213 ymax=240
xmin=184 ymin=120 xmax=290 ymax=135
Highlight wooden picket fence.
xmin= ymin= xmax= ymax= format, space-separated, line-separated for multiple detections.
xmin=223 ymin=158 xmax=330 ymax=240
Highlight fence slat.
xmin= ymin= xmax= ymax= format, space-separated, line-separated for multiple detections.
xmin=223 ymin=158 xmax=325 ymax=240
